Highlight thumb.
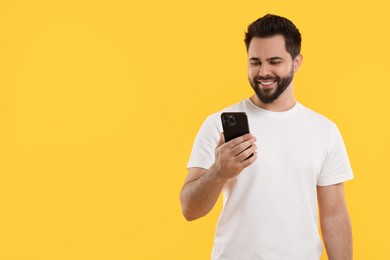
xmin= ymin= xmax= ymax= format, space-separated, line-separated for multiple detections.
xmin=216 ymin=132 xmax=225 ymax=148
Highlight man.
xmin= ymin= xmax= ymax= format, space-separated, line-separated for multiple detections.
xmin=180 ymin=14 xmax=353 ymax=260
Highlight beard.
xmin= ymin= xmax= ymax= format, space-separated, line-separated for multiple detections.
xmin=249 ymin=66 xmax=294 ymax=104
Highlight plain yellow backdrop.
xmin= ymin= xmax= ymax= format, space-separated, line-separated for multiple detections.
xmin=0 ymin=0 xmax=389 ymax=259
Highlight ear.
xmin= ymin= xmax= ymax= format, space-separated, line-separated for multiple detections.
xmin=293 ymin=54 xmax=303 ymax=73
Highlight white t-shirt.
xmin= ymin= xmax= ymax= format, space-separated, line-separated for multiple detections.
xmin=187 ymin=98 xmax=354 ymax=260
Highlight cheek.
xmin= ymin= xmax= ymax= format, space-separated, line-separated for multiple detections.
xmin=248 ymin=68 xmax=258 ymax=78
xmin=273 ymin=67 xmax=290 ymax=77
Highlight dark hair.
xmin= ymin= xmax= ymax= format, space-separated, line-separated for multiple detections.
xmin=244 ymin=14 xmax=302 ymax=59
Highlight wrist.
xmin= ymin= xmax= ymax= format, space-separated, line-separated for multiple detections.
xmin=209 ymin=164 xmax=229 ymax=184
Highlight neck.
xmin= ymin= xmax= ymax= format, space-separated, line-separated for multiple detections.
xmin=250 ymin=84 xmax=297 ymax=112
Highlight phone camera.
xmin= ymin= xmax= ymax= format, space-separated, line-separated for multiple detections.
xmin=223 ymin=115 xmax=236 ymax=126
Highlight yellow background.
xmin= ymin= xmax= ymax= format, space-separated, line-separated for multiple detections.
xmin=0 ymin=0 xmax=389 ymax=259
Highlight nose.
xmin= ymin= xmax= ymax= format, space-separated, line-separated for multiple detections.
xmin=258 ymin=64 xmax=271 ymax=77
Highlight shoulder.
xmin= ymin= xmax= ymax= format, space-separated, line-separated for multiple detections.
xmin=295 ymin=103 xmax=342 ymax=146
xmin=298 ymin=103 xmax=337 ymax=130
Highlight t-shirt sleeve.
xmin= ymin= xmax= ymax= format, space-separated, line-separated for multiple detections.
xmin=317 ymin=123 xmax=354 ymax=186
xmin=186 ymin=114 xmax=221 ymax=170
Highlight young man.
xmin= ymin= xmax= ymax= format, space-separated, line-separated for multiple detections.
xmin=180 ymin=14 xmax=353 ymax=259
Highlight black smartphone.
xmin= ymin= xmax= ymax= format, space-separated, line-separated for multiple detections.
xmin=221 ymin=112 xmax=250 ymax=142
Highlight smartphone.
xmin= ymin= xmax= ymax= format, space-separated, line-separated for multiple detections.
xmin=221 ymin=112 xmax=251 ymax=142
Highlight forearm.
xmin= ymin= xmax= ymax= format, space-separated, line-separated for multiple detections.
xmin=321 ymin=210 xmax=353 ymax=260
xmin=180 ymin=165 xmax=227 ymax=221
xmin=181 ymin=133 xmax=257 ymax=221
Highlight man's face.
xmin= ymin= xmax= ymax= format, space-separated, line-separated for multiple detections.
xmin=247 ymin=35 xmax=301 ymax=104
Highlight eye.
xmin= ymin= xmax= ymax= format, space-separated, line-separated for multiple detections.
xmin=249 ymin=60 xmax=261 ymax=66
xmin=270 ymin=60 xmax=281 ymax=65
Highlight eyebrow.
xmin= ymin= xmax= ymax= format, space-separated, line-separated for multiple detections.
xmin=268 ymin=57 xmax=284 ymax=61
xmin=249 ymin=57 xmax=285 ymax=61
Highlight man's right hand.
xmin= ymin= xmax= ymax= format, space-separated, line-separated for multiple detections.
xmin=180 ymin=132 xmax=257 ymax=221
xmin=212 ymin=132 xmax=257 ymax=181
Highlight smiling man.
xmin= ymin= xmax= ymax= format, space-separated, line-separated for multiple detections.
xmin=180 ymin=14 xmax=353 ymax=260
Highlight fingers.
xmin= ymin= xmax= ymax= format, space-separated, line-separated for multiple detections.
xmin=218 ymin=133 xmax=257 ymax=158
xmin=240 ymin=151 xmax=258 ymax=168
xmin=213 ymin=133 xmax=258 ymax=180
xmin=224 ymin=133 xmax=257 ymax=162
xmin=236 ymin=143 xmax=257 ymax=162
xmin=230 ymin=135 xmax=257 ymax=157
xmin=227 ymin=133 xmax=255 ymax=148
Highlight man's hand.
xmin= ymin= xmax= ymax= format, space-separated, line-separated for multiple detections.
xmin=212 ymin=132 xmax=257 ymax=181
xmin=180 ymin=132 xmax=257 ymax=221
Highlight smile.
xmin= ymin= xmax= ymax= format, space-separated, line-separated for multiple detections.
xmin=259 ymin=80 xmax=276 ymax=85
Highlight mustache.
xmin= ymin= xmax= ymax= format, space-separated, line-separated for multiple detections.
xmin=255 ymin=76 xmax=280 ymax=81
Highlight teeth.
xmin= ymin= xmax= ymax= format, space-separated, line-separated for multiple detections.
xmin=260 ymin=81 xmax=274 ymax=85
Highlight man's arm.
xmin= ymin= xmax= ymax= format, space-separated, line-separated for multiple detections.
xmin=317 ymin=183 xmax=353 ymax=260
xmin=180 ymin=166 xmax=227 ymax=221
xmin=180 ymin=133 xmax=257 ymax=221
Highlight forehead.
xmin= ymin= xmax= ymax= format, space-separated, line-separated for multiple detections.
xmin=248 ymin=35 xmax=289 ymax=59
